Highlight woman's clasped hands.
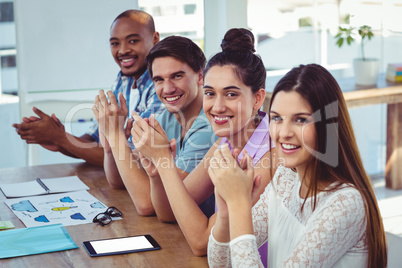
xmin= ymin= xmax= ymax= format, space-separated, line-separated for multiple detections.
xmin=208 ymin=144 xmax=262 ymax=213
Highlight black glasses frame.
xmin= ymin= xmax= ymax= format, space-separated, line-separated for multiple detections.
xmin=93 ymin=206 xmax=123 ymax=226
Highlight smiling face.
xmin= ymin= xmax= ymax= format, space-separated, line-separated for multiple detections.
xmin=110 ymin=16 xmax=158 ymax=79
xmin=269 ymin=90 xmax=317 ymax=175
xmin=203 ymin=65 xmax=263 ymax=142
xmin=152 ymin=56 xmax=203 ymax=116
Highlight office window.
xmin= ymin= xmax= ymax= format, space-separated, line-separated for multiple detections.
xmin=150 ymin=6 xmax=162 ymax=16
xmin=150 ymin=5 xmax=178 ymax=16
xmin=246 ymin=0 xmax=402 ymax=177
xmin=184 ymin=4 xmax=196 ymax=14
xmin=247 ymin=0 xmax=402 ymax=81
xmin=248 ymin=0 xmax=339 ymax=78
xmin=139 ymin=0 xmax=204 ymax=46
xmin=381 ymin=1 xmax=402 ymax=73
xmin=0 ymin=2 xmax=14 ymax=22
xmin=1 ymin=54 xmax=16 ymax=68
xmin=0 ymin=0 xmax=17 ymax=94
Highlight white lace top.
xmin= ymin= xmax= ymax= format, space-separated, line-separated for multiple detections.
xmin=208 ymin=165 xmax=368 ymax=267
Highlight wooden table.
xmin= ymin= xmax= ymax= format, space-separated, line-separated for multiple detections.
xmin=263 ymin=76 xmax=402 ymax=189
xmin=0 ymin=162 xmax=208 ymax=267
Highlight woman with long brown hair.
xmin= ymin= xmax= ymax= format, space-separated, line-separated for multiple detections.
xmin=208 ymin=64 xmax=387 ymax=267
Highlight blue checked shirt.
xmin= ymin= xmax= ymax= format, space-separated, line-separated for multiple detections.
xmin=87 ymin=69 xmax=164 ymax=145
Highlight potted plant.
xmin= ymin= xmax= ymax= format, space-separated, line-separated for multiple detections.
xmin=335 ymin=25 xmax=379 ymax=86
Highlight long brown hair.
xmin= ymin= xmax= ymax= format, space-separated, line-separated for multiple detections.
xmin=269 ymin=64 xmax=387 ymax=268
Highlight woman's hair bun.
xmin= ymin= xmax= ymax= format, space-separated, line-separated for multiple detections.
xmin=220 ymin=28 xmax=255 ymax=53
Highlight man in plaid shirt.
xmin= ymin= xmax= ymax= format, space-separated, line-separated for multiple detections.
xmin=13 ymin=10 xmax=164 ymax=166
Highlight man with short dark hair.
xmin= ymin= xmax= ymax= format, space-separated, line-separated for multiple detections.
xmin=93 ymin=36 xmax=217 ymax=217
xmin=12 ymin=10 xmax=164 ymax=166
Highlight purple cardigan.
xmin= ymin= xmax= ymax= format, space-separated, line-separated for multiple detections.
xmin=217 ymin=111 xmax=273 ymax=267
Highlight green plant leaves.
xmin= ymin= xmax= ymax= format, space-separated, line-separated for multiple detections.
xmin=336 ymin=38 xmax=344 ymax=47
xmin=358 ymin=25 xmax=373 ymax=41
xmin=334 ymin=24 xmax=374 ymax=60
xmin=334 ymin=26 xmax=355 ymax=48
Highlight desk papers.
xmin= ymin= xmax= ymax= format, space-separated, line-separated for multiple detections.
xmin=0 ymin=224 xmax=78 ymax=259
xmin=4 ymin=191 xmax=120 ymax=227
xmin=0 ymin=176 xmax=90 ymax=198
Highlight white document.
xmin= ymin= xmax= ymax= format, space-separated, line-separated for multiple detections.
xmin=4 ymin=191 xmax=121 ymax=227
xmin=0 ymin=176 xmax=89 ymax=198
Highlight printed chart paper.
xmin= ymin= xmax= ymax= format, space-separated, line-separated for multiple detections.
xmin=4 ymin=191 xmax=121 ymax=227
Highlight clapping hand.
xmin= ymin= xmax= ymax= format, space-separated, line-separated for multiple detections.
xmin=208 ymin=144 xmax=262 ymax=209
xmin=93 ymin=90 xmax=128 ymax=141
xmin=12 ymin=107 xmax=65 ymax=152
xmin=131 ymin=111 xmax=172 ymax=162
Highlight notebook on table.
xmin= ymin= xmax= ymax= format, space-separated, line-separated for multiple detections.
xmin=0 ymin=176 xmax=89 ymax=198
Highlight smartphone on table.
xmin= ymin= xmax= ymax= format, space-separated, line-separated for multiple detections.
xmin=83 ymin=234 xmax=160 ymax=257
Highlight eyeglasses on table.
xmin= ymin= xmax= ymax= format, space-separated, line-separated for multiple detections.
xmin=93 ymin=206 xmax=123 ymax=226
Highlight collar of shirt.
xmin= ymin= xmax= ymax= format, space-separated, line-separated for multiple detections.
xmin=220 ymin=111 xmax=272 ymax=166
xmin=118 ymin=69 xmax=152 ymax=92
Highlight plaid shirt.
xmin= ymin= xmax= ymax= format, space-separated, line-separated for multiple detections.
xmin=87 ymin=69 xmax=164 ymax=143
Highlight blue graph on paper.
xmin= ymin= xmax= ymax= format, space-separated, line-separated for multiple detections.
xmin=4 ymin=191 xmax=115 ymax=227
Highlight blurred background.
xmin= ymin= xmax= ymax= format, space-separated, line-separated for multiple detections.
xmin=0 ymin=0 xmax=401 ymax=179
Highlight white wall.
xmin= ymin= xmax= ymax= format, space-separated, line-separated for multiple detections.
xmin=14 ymin=0 xmax=138 ymax=119
xmin=0 ymin=0 xmax=389 ymax=174
xmin=0 ymin=95 xmax=25 ymax=168
xmin=13 ymin=0 xmax=138 ymax=165
xmin=204 ymin=0 xmax=247 ymax=59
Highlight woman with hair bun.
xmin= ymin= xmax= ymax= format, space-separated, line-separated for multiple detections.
xmin=207 ymin=64 xmax=387 ymax=267
xmin=139 ymin=28 xmax=277 ymax=258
